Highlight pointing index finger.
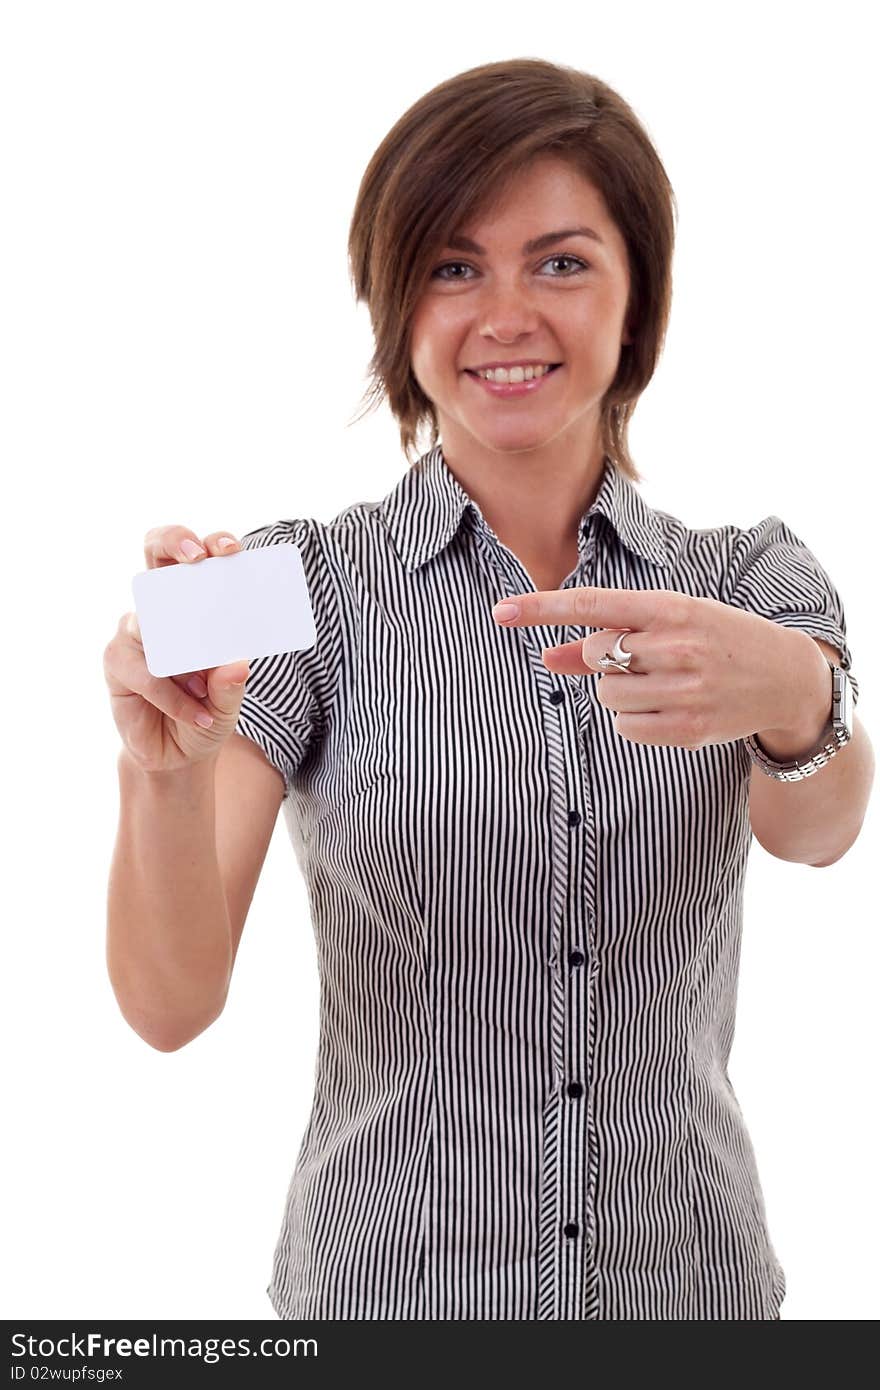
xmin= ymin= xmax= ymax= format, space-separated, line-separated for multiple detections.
xmin=491 ymin=587 xmax=670 ymax=629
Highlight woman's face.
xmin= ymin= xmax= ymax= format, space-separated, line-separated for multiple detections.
xmin=410 ymin=155 xmax=632 ymax=458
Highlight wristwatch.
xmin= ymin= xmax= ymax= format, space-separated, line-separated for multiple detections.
xmin=744 ymin=659 xmax=855 ymax=782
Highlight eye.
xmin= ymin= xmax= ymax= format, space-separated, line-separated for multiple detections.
xmin=430 ymin=254 xmax=590 ymax=281
xmin=540 ymin=255 xmax=590 ymax=276
xmin=430 ymin=261 xmax=475 ymax=282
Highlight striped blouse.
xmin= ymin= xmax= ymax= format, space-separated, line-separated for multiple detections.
xmin=234 ymin=444 xmax=858 ymax=1321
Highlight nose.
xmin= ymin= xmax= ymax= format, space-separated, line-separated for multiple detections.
xmin=477 ymin=278 xmax=541 ymax=343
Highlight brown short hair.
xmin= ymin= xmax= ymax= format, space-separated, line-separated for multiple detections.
xmin=346 ymin=58 xmax=677 ymax=484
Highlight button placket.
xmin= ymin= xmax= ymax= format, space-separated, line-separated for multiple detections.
xmin=538 ymin=635 xmax=598 ymax=1316
xmin=547 ymin=679 xmax=594 ymax=1317
xmin=473 ymin=518 xmax=598 ymax=1319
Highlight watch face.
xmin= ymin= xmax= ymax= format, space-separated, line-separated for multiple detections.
xmin=842 ymin=669 xmax=853 ymax=736
xmin=834 ymin=666 xmax=853 ymax=737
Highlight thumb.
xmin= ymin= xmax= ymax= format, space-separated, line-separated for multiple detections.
xmin=541 ymin=640 xmax=598 ymax=676
xmin=203 ymin=660 xmax=251 ymax=718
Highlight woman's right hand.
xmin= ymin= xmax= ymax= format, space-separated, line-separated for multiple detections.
xmin=104 ymin=525 xmax=252 ymax=774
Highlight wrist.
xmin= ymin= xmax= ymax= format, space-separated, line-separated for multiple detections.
xmin=117 ymin=746 xmax=217 ymax=792
xmin=754 ymin=635 xmax=832 ymax=760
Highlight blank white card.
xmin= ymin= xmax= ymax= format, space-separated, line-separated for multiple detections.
xmin=131 ymin=542 xmax=316 ymax=678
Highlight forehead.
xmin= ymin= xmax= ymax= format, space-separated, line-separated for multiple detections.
xmin=469 ymin=157 xmax=605 ymax=221
xmin=453 ymin=155 xmax=622 ymax=252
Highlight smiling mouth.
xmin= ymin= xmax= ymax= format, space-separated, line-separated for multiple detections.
xmin=464 ymin=363 xmax=563 ymax=379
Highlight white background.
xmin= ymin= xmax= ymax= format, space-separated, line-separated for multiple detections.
xmin=1 ymin=0 xmax=876 ymax=1321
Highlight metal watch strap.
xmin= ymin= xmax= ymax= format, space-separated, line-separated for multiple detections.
xmin=744 ymin=661 xmax=853 ymax=782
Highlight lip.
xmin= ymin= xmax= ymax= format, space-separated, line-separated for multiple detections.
xmin=464 ymin=364 xmax=563 ymax=398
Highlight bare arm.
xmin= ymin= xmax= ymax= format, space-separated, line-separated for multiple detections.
xmin=104 ymin=518 xmax=291 ymax=1052
xmin=106 ymin=750 xmax=233 ymax=1051
xmin=106 ymin=734 xmax=284 ymax=1051
xmin=748 ymin=635 xmax=874 ymax=866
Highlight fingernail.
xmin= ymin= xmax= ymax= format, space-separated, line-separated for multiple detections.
xmin=186 ymin=675 xmax=208 ymax=697
xmin=225 ymin=664 xmax=249 ymax=689
xmin=180 ymin=539 xmax=206 ymax=560
xmin=492 ymin=601 xmax=520 ymax=622
xmin=217 ymin=537 xmax=238 ymax=552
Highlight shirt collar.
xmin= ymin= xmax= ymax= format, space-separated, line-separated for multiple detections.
xmin=378 ymin=443 xmax=671 ymax=574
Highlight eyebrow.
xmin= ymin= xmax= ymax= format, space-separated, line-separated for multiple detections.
xmin=444 ymin=225 xmax=605 ymax=255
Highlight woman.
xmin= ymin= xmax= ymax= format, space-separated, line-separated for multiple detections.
xmin=104 ymin=59 xmax=871 ymax=1320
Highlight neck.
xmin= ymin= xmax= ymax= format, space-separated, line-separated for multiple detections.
xmin=438 ymin=426 xmax=607 ymax=575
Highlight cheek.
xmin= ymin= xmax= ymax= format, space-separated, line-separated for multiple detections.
xmin=408 ymin=330 xmax=434 ymax=393
xmin=570 ymin=320 xmax=625 ymax=378
xmin=410 ymin=343 xmax=440 ymax=396
xmin=411 ymin=317 xmax=459 ymax=385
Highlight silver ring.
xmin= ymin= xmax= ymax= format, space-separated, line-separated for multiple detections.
xmin=596 ymin=630 xmax=635 ymax=673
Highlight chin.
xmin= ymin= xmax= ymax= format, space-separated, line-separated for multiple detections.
xmin=478 ymin=434 xmax=558 ymax=457
xmin=474 ymin=416 xmax=562 ymax=448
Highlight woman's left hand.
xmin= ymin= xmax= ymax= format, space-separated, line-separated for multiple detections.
xmin=491 ymin=587 xmax=823 ymax=752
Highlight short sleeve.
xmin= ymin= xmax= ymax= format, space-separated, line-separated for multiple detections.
xmin=233 ymin=517 xmax=328 ymax=799
xmin=723 ymin=515 xmax=859 ymax=709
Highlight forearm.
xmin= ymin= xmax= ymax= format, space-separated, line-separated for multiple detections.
xmin=747 ymin=636 xmax=875 ymax=866
xmin=107 ymin=750 xmax=233 ymax=1049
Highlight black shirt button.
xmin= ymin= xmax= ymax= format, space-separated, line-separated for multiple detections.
xmin=567 ymin=810 xmax=581 ymax=827
xmin=549 ymin=689 xmax=564 ymax=705
xmin=568 ymin=950 xmax=585 ymax=967
xmin=563 ymin=1222 xmax=579 ymax=1238
xmin=567 ymin=1081 xmax=584 ymax=1099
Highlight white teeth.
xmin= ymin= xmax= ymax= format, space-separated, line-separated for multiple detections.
xmin=477 ymin=363 xmax=554 ymax=383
